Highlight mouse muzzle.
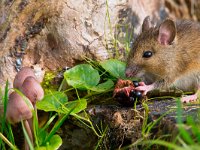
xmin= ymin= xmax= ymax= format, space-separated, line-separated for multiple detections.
xmin=125 ymin=65 xmax=139 ymax=77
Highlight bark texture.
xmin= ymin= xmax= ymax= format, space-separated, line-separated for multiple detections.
xmin=0 ymin=0 xmax=199 ymax=87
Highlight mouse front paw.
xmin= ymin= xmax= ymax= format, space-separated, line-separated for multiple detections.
xmin=135 ymin=82 xmax=155 ymax=95
xmin=113 ymin=79 xmax=143 ymax=106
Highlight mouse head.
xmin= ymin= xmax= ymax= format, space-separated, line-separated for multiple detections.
xmin=126 ymin=16 xmax=176 ymax=82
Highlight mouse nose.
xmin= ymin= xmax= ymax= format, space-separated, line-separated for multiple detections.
xmin=125 ymin=68 xmax=133 ymax=77
xmin=125 ymin=68 xmax=132 ymax=77
xmin=125 ymin=66 xmax=138 ymax=77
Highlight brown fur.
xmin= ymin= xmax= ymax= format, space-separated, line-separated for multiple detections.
xmin=126 ymin=18 xmax=200 ymax=91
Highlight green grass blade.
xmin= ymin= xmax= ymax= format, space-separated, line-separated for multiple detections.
xmin=7 ymin=124 xmax=15 ymax=145
xmin=44 ymin=109 xmax=72 ymax=144
xmin=141 ymin=103 xmax=149 ymax=136
xmin=176 ymin=99 xmax=194 ymax=145
xmin=178 ymin=124 xmax=195 ymax=145
xmin=176 ymin=98 xmax=183 ymax=124
xmin=120 ymin=138 xmax=145 ymax=150
xmin=142 ymin=140 xmax=185 ymax=150
xmin=2 ymin=80 xmax=9 ymax=131
xmin=94 ymin=126 xmax=108 ymax=150
xmin=21 ymin=120 xmax=34 ymax=150
xmin=0 ymin=80 xmax=9 ymax=149
xmin=0 ymin=132 xmax=18 ymax=150
xmin=40 ymin=113 xmax=58 ymax=132
xmin=33 ymin=110 xmax=39 ymax=147
xmin=186 ymin=116 xmax=200 ymax=143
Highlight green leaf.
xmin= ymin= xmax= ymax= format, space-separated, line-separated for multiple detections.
xmin=100 ymin=59 xmax=126 ymax=79
xmin=35 ymin=135 xmax=62 ymax=150
xmin=36 ymin=91 xmax=68 ymax=113
xmin=64 ymin=64 xmax=100 ymax=90
xmin=65 ymin=99 xmax=87 ymax=114
xmin=89 ymin=79 xmax=114 ymax=92
xmin=36 ymin=91 xmax=87 ymax=114
xmin=48 ymin=135 xmax=62 ymax=149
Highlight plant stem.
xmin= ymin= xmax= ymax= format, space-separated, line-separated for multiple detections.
xmin=58 ymin=79 xmax=65 ymax=92
xmin=71 ymin=113 xmax=101 ymax=137
xmin=94 ymin=126 xmax=108 ymax=150
xmin=32 ymin=107 xmax=39 ymax=147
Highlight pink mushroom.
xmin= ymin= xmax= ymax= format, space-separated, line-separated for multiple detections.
xmin=6 ymin=92 xmax=33 ymax=150
xmin=13 ymin=67 xmax=36 ymax=89
xmin=20 ymin=76 xmax=44 ymax=105
xmin=20 ymin=76 xmax=44 ymax=141
xmin=10 ymin=66 xmax=44 ymax=150
xmin=6 ymin=92 xmax=33 ymax=124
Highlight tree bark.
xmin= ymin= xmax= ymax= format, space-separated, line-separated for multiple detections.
xmin=0 ymin=0 xmax=199 ymax=87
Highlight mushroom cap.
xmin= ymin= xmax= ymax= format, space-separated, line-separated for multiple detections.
xmin=13 ymin=67 xmax=36 ymax=89
xmin=6 ymin=92 xmax=33 ymax=124
xmin=20 ymin=76 xmax=44 ymax=104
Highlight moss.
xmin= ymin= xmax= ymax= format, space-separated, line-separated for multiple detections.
xmin=41 ymin=71 xmax=59 ymax=94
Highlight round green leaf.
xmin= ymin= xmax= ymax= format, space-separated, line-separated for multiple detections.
xmin=100 ymin=59 xmax=126 ymax=79
xmin=35 ymin=135 xmax=62 ymax=150
xmin=48 ymin=135 xmax=62 ymax=149
xmin=89 ymin=79 xmax=114 ymax=92
xmin=64 ymin=64 xmax=100 ymax=90
xmin=36 ymin=91 xmax=68 ymax=113
xmin=65 ymin=98 xmax=87 ymax=114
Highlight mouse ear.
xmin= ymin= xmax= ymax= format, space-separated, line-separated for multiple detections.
xmin=158 ymin=19 xmax=176 ymax=45
xmin=142 ymin=16 xmax=152 ymax=32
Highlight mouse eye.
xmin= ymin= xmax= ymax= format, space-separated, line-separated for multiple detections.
xmin=143 ymin=51 xmax=153 ymax=58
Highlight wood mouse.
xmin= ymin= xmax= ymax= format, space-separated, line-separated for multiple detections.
xmin=125 ymin=16 xmax=200 ymax=103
